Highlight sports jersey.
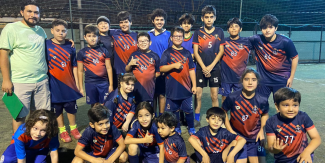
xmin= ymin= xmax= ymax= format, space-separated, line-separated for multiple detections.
xmin=265 ymin=111 xmax=315 ymax=162
xmin=127 ymin=50 xmax=160 ymax=102
xmin=160 ymin=47 xmax=195 ymax=100
xmin=192 ymin=27 xmax=225 ymax=71
xmin=182 ymin=33 xmax=194 ymax=54
xmin=249 ymin=34 xmax=298 ymax=86
xmin=191 ymin=126 xmax=239 ymax=154
xmin=110 ymin=29 xmax=138 ymax=74
xmin=46 ymin=39 xmax=82 ymax=103
xmin=163 ymin=133 xmax=187 ymax=163
xmin=77 ymin=46 xmax=112 ymax=84
xmin=78 ymin=124 xmax=122 ymax=157
xmin=104 ymin=89 xmax=136 ymax=128
xmin=222 ymin=90 xmax=269 ymax=142
xmin=148 ymin=29 xmax=171 ymax=58
xmin=98 ymin=35 xmax=114 ymax=58
xmin=221 ymin=37 xmax=252 ymax=83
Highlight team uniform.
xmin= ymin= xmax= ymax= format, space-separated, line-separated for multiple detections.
xmin=265 ymin=111 xmax=315 ymax=163
xmin=46 ymin=40 xmax=82 ymax=117
xmin=127 ymin=120 xmax=164 ymax=162
xmin=77 ymin=46 xmax=112 ymax=104
xmin=1 ymin=124 xmax=59 ymax=163
xmin=193 ymin=27 xmax=225 ymax=87
xmin=127 ymin=50 xmax=160 ymax=103
xmin=222 ymin=90 xmax=269 ymax=157
xmin=182 ymin=33 xmax=194 ymax=54
xmin=163 ymin=134 xmax=189 ymax=163
xmin=220 ymin=37 xmax=252 ymax=96
xmin=98 ymin=35 xmax=114 ymax=63
xmin=249 ymin=34 xmax=298 ymax=98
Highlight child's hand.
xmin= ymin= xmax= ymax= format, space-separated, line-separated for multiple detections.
xmin=225 ymin=154 xmax=235 ymax=163
xmin=144 ymin=131 xmax=153 ymax=143
xmin=192 ymin=87 xmax=197 ymax=94
xmin=174 ymin=61 xmax=183 ymax=70
xmin=108 ymin=86 xmax=113 ymax=93
xmin=122 ymin=123 xmax=129 ymax=132
xmin=206 ymin=64 xmax=213 ymax=74
xmin=128 ymin=56 xmax=139 ymax=66
xmin=92 ymin=157 xmax=105 ymax=163
xmin=66 ymin=39 xmax=75 ymax=48
xmin=79 ymin=88 xmax=85 ymax=97
xmin=272 ymin=138 xmax=287 ymax=153
xmin=297 ymin=151 xmax=312 ymax=163
xmin=204 ymin=73 xmax=211 ymax=78
xmin=202 ymin=153 xmax=210 ymax=163
xmin=256 ymin=130 xmax=265 ymax=146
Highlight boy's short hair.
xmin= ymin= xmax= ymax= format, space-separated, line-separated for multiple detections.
xmin=150 ymin=9 xmax=167 ymax=22
xmin=227 ymin=17 xmax=242 ymax=29
xmin=117 ymin=11 xmax=132 ymax=22
xmin=259 ymin=14 xmax=279 ymax=29
xmin=21 ymin=0 xmax=39 ymax=11
xmin=156 ymin=112 xmax=178 ymax=128
xmin=84 ymin=24 xmax=99 ymax=36
xmin=170 ymin=26 xmax=185 ymax=37
xmin=96 ymin=16 xmax=110 ymax=25
xmin=274 ymin=87 xmax=301 ymax=105
xmin=137 ymin=32 xmax=151 ymax=41
xmin=88 ymin=104 xmax=110 ymax=124
xmin=51 ymin=19 xmax=68 ymax=29
xmin=201 ymin=5 xmax=216 ymax=16
xmin=178 ymin=13 xmax=195 ymax=25
xmin=206 ymin=107 xmax=226 ymax=123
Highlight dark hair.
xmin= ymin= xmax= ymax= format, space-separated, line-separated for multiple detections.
xmin=25 ymin=109 xmax=58 ymax=139
xmin=88 ymin=104 xmax=110 ymax=124
xmin=240 ymin=67 xmax=260 ymax=84
xmin=274 ymin=87 xmax=301 ymax=105
xmin=171 ymin=26 xmax=185 ymax=37
xmin=206 ymin=107 xmax=226 ymax=123
xmin=156 ymin=112 xmax=178 ymax=128
xmin=51 ymin=19 xmax=68 ymax=29
xmin=179 ymin=13 xmax=195 ymax=25
xmin=114 ymin=73 xmax=137 ymax=104
xmin=117 ymin=11 xmax=132 ymax=22
xmin=84 ymin=24 xmax=99 ymax=36
xmin=227 ymin=17 xmax=242 ymax=29
xmin=259 ymin=14 xmax=279 ymax=29
xmin=137 ymin=32 xmax=151 ymax=42
xmin=21 ymin=0 xmax=39 ymax=11
xmin=201 ymin=5 xmax=216 ymax=16
xmin=135 ymin=101 xmax=154 ymax=118
xmin=150 ymin=9 xmax=167 ymax=22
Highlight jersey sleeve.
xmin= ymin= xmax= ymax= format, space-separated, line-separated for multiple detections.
xmin=191 ymin=128 xmax=203 ymax=141
xmin=130 ymin=102 xmax=136 ymax=114
xmin=78 ymin=127 xmax=92 ymax=147
xmin=265 ymin=118 xmax=275 ymax=136
xmin=71 ymin=48 xmax=77 ymax=67
xmin=77 ymin=51 xmax=83 ymax=62
xmin=218 ymin=29 xmax=225 ymax=45
xmin=0 ymin=24 xmax=15 ymax=50
xmin=14 ymin=137 xmax=26 ymax=159
xmin=303 ymin=112 xmax=315 ymax=130
xmin=188 ymin=51 xmax=195 ymax=70
xmin=127 ymin=120 xmax=139 ymax=138
xmin=223 ymin=129 xmax=238 ymax=142
xmin=112 ymin=125 xmax=123 ymax=142
xmin=104 ymin=99 xmax=116 ymax=123
xmin=261 ymin=99 xmax=270 ymax=114
xmin=177 ymin=139 xmax=188 ymax=158
xmin=222 ymin=96 xmax=233 ymax=112
xmin=192 ymin=30 xmax=199 ymax=44
xmin=49 ymin=136 xmax=60 ymax=151
xmin=160 ymin=50 xmax=168 ymax=68
xmin=155 ymin=55 xmax=161 ymax=73
xmin=103 ymin=47 xmax=112 ymax=59
xmin=284 ymin=38 xmax=298 ymax=59
xmin=246 ymin=38 xmax=254 ymax=50
xmin=153 ymin=124 xmax=164 ymax=145
xmin=248 ymin=36 xmax=255 ymax=44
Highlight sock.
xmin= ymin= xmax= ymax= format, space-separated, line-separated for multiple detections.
xmin=174 ymin=111 xmax=181 ymax=129
xmin=195 ymin=113 xmax=200 ymax=121
xmin=159 ymin=112 xmax=163 ymax=116
xmin=185 ymin=112 xmax=194 ymax=128
xmin=180 ymin=110 xmax=185 ymax=122
xmin=59 ymin=126 xmax=66 ymax=134
xmin=70 ymin=124 xmax=77 ymax=131
xmin=128 ymin=155 xmax=139 ymax=163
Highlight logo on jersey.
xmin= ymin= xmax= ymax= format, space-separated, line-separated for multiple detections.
xmin=252 ymin=105 xmax=258 ymax=113
xmin=1 ymin=155 xmax=5 ymax=162
xmin=213 ymin=77 xmax=218 ymax=83
xmin=273 ymin=48 xmax=278 ymax=55
xmin=93 ymin=58 xmax=99 ymax=64
xmin=171 ymin=57 xmax=175 ymax=61
xmin=53 ymin=56 xmax=57 ymax=59
xmin=93 ymin=139 xmax=97 ymax=143
xmin=167 ymin=104 xmax=170 ymax=110
xmin=124 ymin=44 xmax=130 ymax=50
xmin=203 ymin=35 xmax=206 ymax=39
xmin=111 ymin=42 xmax=114 ymax=47
xmin=242 ymin=115 xmax=248 ymax=121
xmin=117 ymin=108 xmax=121 ymax=112
xmin=231 ymin=51 xmax=237 ymax=57
xmin=61 ymin=61 xmax=66 ymax=68
xmin=277 ymin=128 xmax=282 ymax=133
xmin=225 ymin=44 xmax=230 ymax=48
xmin=259 ymin=46 xmax=263 ymax=50
xmin=239 ymin=44 xmax=244 ymax=50
xmin=133 ymin=40 xmax=136 ymax=46
xmin=98 ymin=52 xmax=102 ymax=56
xmin=87 ymin=53 xmax=91 ymax=57
xmin=296 ymin=125 xmax=301 ymax=133
xmin=214 ymin=34 xmax=219 ymax=40
xmin=140 ymin=65 xmax=147 ymax=70
xmin=183 ymin=57 xmax=187 ymax=63
xmin=119 ymin=38 xmax=123 ymax=41
xmin=149 ymin=58 xmax=154 ymax=64
xmin=235 ymin=106 xmax=241 ymax=110
xmin=220 ymin=141 xmax=224 ymax=147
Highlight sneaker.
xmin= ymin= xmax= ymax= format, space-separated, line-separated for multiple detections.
xmin=194 ymin=119 xmax=201 ymax=127
xmin=188 ymin=128 xmax=196 ymax=135
xmin=175 ymin=128 xmax=182 ymax=135
xmin=70 ymin=128 xmax=82 ymax=140
xmin=60 ymin=131 xmax=72 ymax=143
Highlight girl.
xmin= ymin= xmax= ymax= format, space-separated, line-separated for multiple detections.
xmin=104 ymin=73 xmax=137 ymax=132
xmin=223 ymin=67 xmax=269 ymax=163
xmin=1 ymin=110 xmax=59 ymax=163
xmin=125 ymin=102 xmax=164 ymax=163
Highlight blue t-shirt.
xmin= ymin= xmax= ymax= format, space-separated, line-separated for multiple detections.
xmin=163 ymin=133 xmax=188 ymax=163
xmin=148 ymin=29 xmax=171 ymax=58
xmin=98 ymin=35 xmax=114 ymax=59
xmin=182 ymin=33 xmax=194 ymax=54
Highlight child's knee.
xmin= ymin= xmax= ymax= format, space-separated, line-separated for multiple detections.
xmin=128 ymin=144 xmax=138 ymax=156
xmin=71 ymin=156 xmax=84 ymax=163
xmin=119 ymin=151 xmax=128 ymax=163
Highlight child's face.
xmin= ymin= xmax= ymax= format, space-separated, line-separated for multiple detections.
xmin=84 ymin=32 xmax=98 ymax=47
xmin=51 ymin=25 xmax=67 ymax=43
xmin=137 ymin=36 xmax=151 ymax=51
xmin=97 ymin=21 xmax=109 ymax=33
xmin=228 ymin=23 xmax=242 ymax=37
xmin=152 ymin=16 xmax=165 ymax=30
xmin=90 ymin=118 xmax=110 ymax=135
xmin=171 ymin=31 xmax=184 ymax=47
xmin=157 ymin=122 xmax=174 ymax=138
xmin=137 ymin=108 xmax=153 ymax=128
xmin=30 ymin=121 xmax=47 ymax=141
xmin=206 ymin=115 xmax=223 ymax=130
xmin=180 ymin=22 xmax=193 ymax=33
xmin=276 ymin=99 xmax=299 ymax=119
xmin=121 ymin=80 xmax=135 ymax=94
xmin=261 ymin=25 xmax=277 ymax=39
xmin=201 ymin=13 xmax=216 ymax=28
xmin=119 ymin=19 xmax=132 ymax=32
xmin=242 ymin=72 xmax=258 ymax=92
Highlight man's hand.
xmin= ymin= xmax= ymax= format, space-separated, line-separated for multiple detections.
xmin=2 ymin=79 xmax=13 ymax=95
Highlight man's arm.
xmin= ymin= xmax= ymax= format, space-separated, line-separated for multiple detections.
xmin=206 ymin=45 xmax=224 ymax=74
xmin=0 ymin=49 xmax=13 ymax=94
xmin=287 ymin=56 xmax=299 ymax=87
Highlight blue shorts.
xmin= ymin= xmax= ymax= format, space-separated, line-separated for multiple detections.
xmin=275 ymin=154 xmax=314 ymax=163
xmin=195 ymin=146 xmax=246 ymax=163
xmin=155 ymin=75 xmax=166 ymax=95
xmin=165 ymin=97 xmax=193 ymax=113
xmin=85 ymin=147 xmax=117 ymax=159
xmin=139 ymin=145 xmax=160 ymax=163
xmin=1 ymin=144 xmax=49 ymax=163
xmin=257 ymin=84 xmax=285 ymax=100
xmin=165 ymin=157 xmax=190 ymax=163
xmin=220 ymin=83 xmax=242 ymax=96
xmin=85 ymin=82 xmax=109 ymax=104
xmin=245 ymin=141 xmax=266 ymax=157
xmin=51 ymin=101 xmax=77 ymax=117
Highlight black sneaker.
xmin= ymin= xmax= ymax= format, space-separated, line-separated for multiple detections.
xmin=194 ymin=119 xmax=201 ymax=127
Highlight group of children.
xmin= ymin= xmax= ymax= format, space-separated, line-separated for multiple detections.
xmin=0 ymin=3 xmax=322 ymax=163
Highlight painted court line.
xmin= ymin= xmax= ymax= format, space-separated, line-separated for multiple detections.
xmin=294 ymin=78 xmax=325 ymax=86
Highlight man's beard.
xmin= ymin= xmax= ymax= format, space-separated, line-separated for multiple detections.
xmin=24 ymin=17 xmax=39 ymax=26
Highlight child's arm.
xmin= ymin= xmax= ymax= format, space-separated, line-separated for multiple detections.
xmin=206 ymin=45 xmax=224 ymax=74
xmin=224 ymin=111 xmax=236 ymax=134
xmin=297 ymin=127 xmax=321 ymax=163
xmin=105 ymin=59 xmax=114 ymax=93
xmin=158 ymin=144 xmax=164 ymax=163
xmin=125 ymin=131 xmax=153 ymax=144
xmin=256 ymin=113 xmax=269 ymax=143
xmin=188 ymin=136 xmax=210 ymax=163
xmin=226 ymin=136 xmax=246 ymax=163
xmin=287 ymin=56 xmax=299 ymax=87
xmin=74 ymin=144 xmax=104 ymax=163
xmin=50 ymin=150 xmax=59 ymax=163
xmin=73 ymin=67 xmax=79 ymax=90
xmin=193 ymin=44 xmax=206 ymax=71
xmin=17 ymin=159 xmax=26 ymax=163
xmin=189 ymin=69 xmax=196 ymax=94
xmin=160 ymin=61 xmax=183 ymax=73
xmin=106 ymin=137 xmax=126 ymax=163
xmin=121 ymin=113 xmax=134 ymax=132
xmin=77 ymin=62 xmax=85 ymax=96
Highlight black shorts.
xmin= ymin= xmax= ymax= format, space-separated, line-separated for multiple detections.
xmin=196 ymin=69 xmax=221 ymax=88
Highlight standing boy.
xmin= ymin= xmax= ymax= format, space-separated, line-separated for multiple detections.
xmin=97 ymin=16 xmax=114 ymax=62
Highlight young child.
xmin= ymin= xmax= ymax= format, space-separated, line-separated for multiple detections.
xmin=72 ymin=104 xmax=128 ymax=163
xmin=125 ymin=102 xmax=164 ymax=163
xmin=223 ymin=68 xmax=269 ymax=163
xmin=221 ymin=18 xmax=253 ymax=103
xmin=160 ymin=27 xmax=196 ymax=135
xmin=1 ymin=110 xmax=59 ymax=163
xmin=126 ymin=32 xmax=160 ymax=104
xmin=77 ymin=24 xmax=113 ymax=107
xmin=193 ymin=5 xmax=225 ymax=126
xmin=104 ymin=73 xmax=137 ymax=132
xmin=96 ymin=16 xmax=114 ymax=59
xmin=179 ymin=13 xmax=195 ymax=57
xmin=265 ymin=87 xmax=321 ymax=163
xmin=249 ymin=14 xmax=299 ymax=99
xmin=188 ymin=107 xmax=246 ymax=163
xmin=157 ymin=112 xmax=189 ymax=163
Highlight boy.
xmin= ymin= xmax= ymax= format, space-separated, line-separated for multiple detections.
xmin=157 ymin=112 xmax=189 ymax=163
xmin=46 ymin=19 xmax=83 ymax=142
xmin=77 ymin=25 xmax=113 ymax=106
xmin=160 ymin=27 xmax=196 ymax=135
xmin=188 ymin=107 xmax=247 ymax=163
xmin=193 ymin=5 xmax=225 ymax=126
xmin=97 ymin=16 xmax=114 ymax=61
xmin=126 ymin=32 xmax=160 ymax=104
xmin=249 ymin=14 xmax=299 ymax=99
xmin=265 ymin=87 xmax=321 ymax=163
xmin=72 ymin=104 xmax=128 ymax=163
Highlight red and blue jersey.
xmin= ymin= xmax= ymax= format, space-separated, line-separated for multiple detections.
xmin=104 ymin=89 xmax=136 ymax=128
xmin=78 ymin=124 xmax=122 ymax=157
xmin=192 ymin=27 xmax=225 ymax=71
xmin=46 ymin=40 xmax=82 ymax=103
xmin=221 ymin=37 xmax=252 ymax=83
xmin=265 ymin=111 xmax=314 ymax=162
xmin=163 ymin=134 xmax=187 ymax=163
xmin=77 ymin=46 xmax=112 ymax=84
xmin=160 ymin=47 xmax=195 ymax=100
xmin=191 ymin=126 xmax=239 ymax=154
xmin=11 ymin=124 xmax=59 ymax=160
xmin=98 ymin=35 xmax=114 ymax=59
xmin=148 ymin=29 xmax=171 ymax=58
xmin=222 ymin=90 xmax=269 ymax=142
xmin=249 ymin=34 xmax=298 ymax=86
xmin=127 ymin=50 xmax=160 ymax=102
xmin=182 ymin=33 xmax=194 ymax=54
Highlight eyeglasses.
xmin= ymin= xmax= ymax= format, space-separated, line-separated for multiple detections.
xmin=172 ymin=35 xmax=183 ymax=39
xmin=138 ymin=40 xmax=149 ymax=44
